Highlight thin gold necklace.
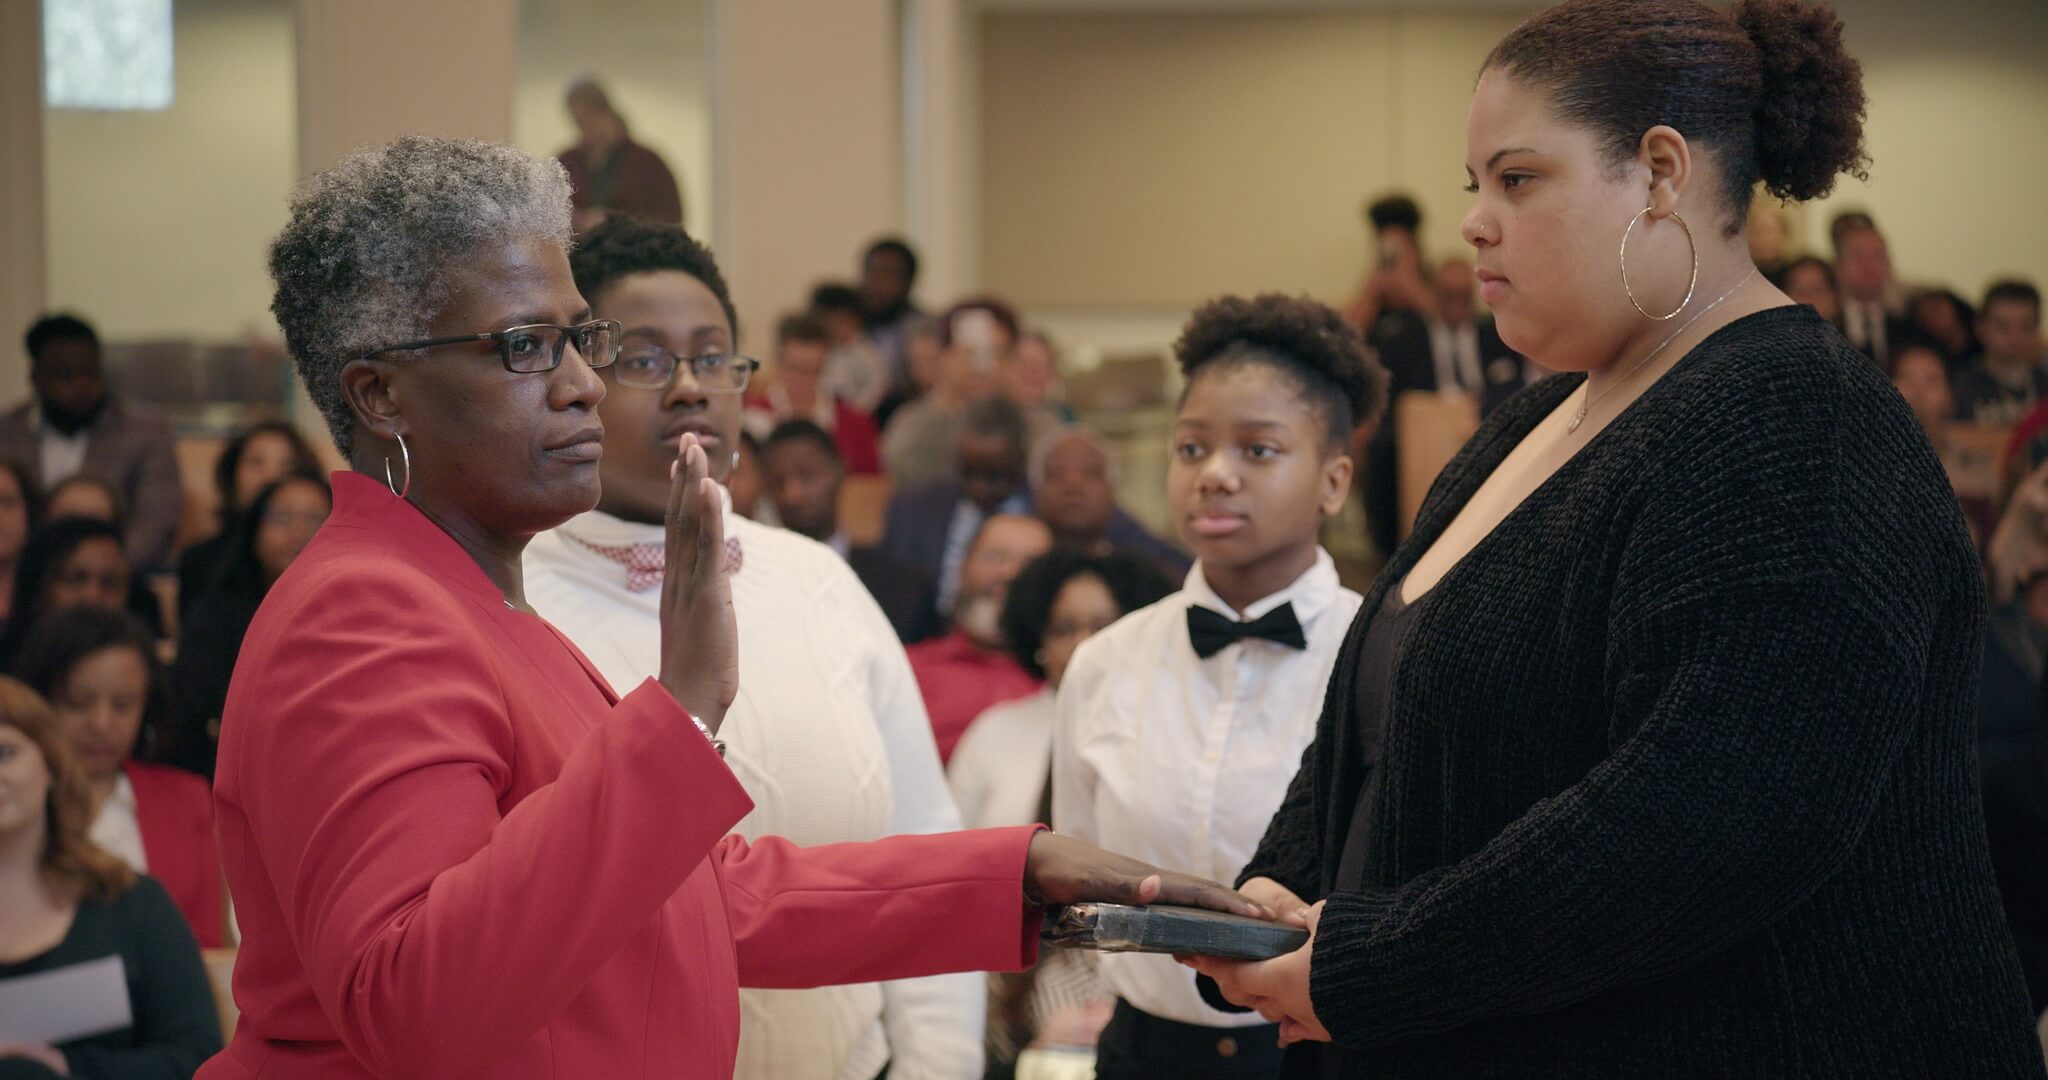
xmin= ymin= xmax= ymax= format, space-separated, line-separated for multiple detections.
xmin=1567 ymin=265 xmax=1758 ymax=434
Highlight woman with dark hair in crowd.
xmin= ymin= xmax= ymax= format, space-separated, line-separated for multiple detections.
xmin=12 ymin=606 xmax=227 ymax=948
xmin=169 ymin=472 xmax=331 ymax=779
xmin=1189 ymin=1 xmax=2044 ymax=1075
xmin=0 ymin=460 xmax=40 ymax=636
xmin=1772 ymin=253 xmax=1842 ymax=327
xmin=0 ymin=675 xmax=221 ymax=1078
xmin=14 ymin=480 xmax=168 ymax=640
xmin=1910 ymin=287 xmax=1980 ymax=370
xmin=176 ymin=421 xmax=322 ymax=621
xmin=950 ymin=549 xmax=1175 ymax=1076
xmin=0 ymin=517 xmax=141 ymax=668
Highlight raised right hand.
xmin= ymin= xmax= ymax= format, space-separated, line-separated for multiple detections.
xmin=657 ymin=433 xmax=738 ymax=734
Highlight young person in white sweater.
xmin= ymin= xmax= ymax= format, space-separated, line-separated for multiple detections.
xmin=524 ymin=217 xmax=983 ymax=1080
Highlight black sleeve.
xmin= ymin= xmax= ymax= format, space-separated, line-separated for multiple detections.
xmin=63 ymin=879 xmax=223 ymax=1080
xmin=1302 ymin=379 xmax=1945 ymax=1050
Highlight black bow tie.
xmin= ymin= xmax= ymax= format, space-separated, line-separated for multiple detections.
xmin=1186 ymin=602 xmax=1306 ymax=659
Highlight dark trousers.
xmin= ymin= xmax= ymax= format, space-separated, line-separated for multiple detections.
xmin=1093 ymin=997 xmax=1284 ymax=1080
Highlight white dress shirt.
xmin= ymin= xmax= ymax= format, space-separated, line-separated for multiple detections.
xmin=948 ymin=688 xmax=1055 ymax=830
xmin=1427 ymin=318 xmax=1483 ymax=397
xmin=34 ymin=406 xmax=90 ymax=489
xmin=89 ymin=771 xmax=147 ymax=872
xmin=1052 ymin=549 xmax=1361 ymax=1026
xmin=526 ymin=492 xmax=984 ymax=1080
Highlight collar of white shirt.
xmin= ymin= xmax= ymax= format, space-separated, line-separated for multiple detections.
xmin=1179 ymin=546 xmax=1342 ymax=630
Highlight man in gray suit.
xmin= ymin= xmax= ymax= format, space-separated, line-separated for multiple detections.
xmin=1 ymin=314 xmax=182 ymax=569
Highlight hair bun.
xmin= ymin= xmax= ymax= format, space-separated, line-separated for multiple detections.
xmin=1736 ymin=0 xmax=1869 ymax=202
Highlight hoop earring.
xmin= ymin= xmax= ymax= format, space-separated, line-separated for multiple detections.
xmin=1619 ymin=207 xmax=1699 ymax=321
xmin=384 ymin=433 xmax=412 ymax=499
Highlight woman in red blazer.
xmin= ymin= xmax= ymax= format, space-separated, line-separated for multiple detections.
xmin=12 ymin=604 xmax=228 ymax=948
xmin=200 ymin=135 xmax=1258 ymax=1080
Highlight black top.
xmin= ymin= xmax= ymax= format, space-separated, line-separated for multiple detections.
xmin=1223 ymin=307 xmax=2043 ymax=1077
xmin=1333 ymin=580 xmax=1421 ymax=895
xmin=0 ymin=876 xmax=222 ymax=1079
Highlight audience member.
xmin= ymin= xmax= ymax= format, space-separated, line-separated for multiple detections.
xmin=1955 ymin=281 xmax=2047 ymax=426
xmin=170 ymin=472 xmax=330 ymax=780
xmin=809 ymin=282 xmax=892 ymax=413
xmin=45 ymin=475 xmax=121 ymax=523
xmin=761 ymin=419 xmax=940 ymax=644
xmin=0 ymin=314 xmax=182 ymax=570
xmin=1832 ymin=213 xmax=1911 ymax=364
xmin=872 ymin=316 xmax=941 ymax=432
xmin=905 ymin=513 xmax=1052 ymax=762
xmin=860 ymin=237 xmax=925 ymax=384
xmin=0 ymin=517 xmax=147 ymax=668
xmin=729 ymin=430 xmax=768 ymax=522
xmin=557 ymin=79 xmax=683 ymax=233
xmin=1910 ymin=288 xmax=1979 ymax=370
xmin=22 ymin=482 xmax=167 ymax=640
xmin=176 ymin=421 xmax=321 ymax=621
xmin=1774 ymin=254 xmax=1843 ymax=327
xmin=948 ymin=550 xmax=1174 ymax=1072
xmin=883 ymin=396 xmax=1033 ymax=617
xmin=881 ymin=298 xmax=1035 ymax=490
xmin=1031 ymin=427 xmax=1192 ymax=579
xmin=1342 ymin=193 xmax=1436 ymax=349
xmin=0 ymin=461 xmax=37 ymax=635
xmin=1007 ymin=330 xmax=1076 ymax=423
xmin=1054 ymin=294 xmax=1376 ymax=1079
xmin=0 ymin=675 xmax=221 ymax=1078
xmin=524 ymin=215 xmax=985 ymax=1080
xmin=743 ymin=312 xmax=882 ymax=474
xmin=1979 ymin=461 xmax=2048 ymax=1021
xmin=12 ymin=607 xmax=226 ymax=947
xmin=1746 ymin=199 xmax=1791 ymax=277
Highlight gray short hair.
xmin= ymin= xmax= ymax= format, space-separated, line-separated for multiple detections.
xmin=268 ymin=135 xmax=574 ymax=456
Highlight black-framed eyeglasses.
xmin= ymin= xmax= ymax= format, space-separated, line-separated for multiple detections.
xmin=609 ymin=345 xmax=761 ymax=393
xmin=359 ymin=319 xmax=622 ymax=374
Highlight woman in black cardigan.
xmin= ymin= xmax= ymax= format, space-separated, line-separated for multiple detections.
xmin=1188 ymin=1 xmax=2045 ymax=1076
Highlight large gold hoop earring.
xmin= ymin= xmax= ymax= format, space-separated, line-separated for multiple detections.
xmin=1619 ymin=207 xmax=1699 ymax=321
xmin=384 ymin=433 xmax=412 ymax=499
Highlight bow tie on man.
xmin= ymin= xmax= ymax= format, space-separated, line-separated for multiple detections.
xmin=1185 ymin=602 xmax=1306 ymax=659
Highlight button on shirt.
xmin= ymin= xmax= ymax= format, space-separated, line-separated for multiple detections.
xmin=524 ymin=492 xmax=982 ymax=1080
xmin=1052 ymin=549 xmax=1361 ymax=1026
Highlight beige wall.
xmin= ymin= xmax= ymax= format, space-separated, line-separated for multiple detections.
xmin=978 ymin=8 xmax=1524 ymax=310
xmin=1802 ymin=0 xmax=2048 ymax=302
xmin=43 ymin=0 xmax=296 ymax=343
xmin=1 ymin=2 xmax=45 ymax=400
xmin=512 ymin=0 xmax=714 ymax=242
xmin=711 ymin=0 xmax=900 ymax=352
xmin=979 ymin=0 xmax=2048 ymax=315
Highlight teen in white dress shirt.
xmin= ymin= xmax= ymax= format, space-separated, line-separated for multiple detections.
xmin=523 ymin=217 xmax=982 ymax=1080
xmin=1053 ymin=295 xmax=1382 ymax=1079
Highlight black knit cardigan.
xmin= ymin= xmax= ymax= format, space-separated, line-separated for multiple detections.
xmin=1221 ymin=306 xmax=2045 ymax=1078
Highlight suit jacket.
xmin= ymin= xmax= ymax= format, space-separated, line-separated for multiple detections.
xmin=126 ymin=759 xmax=226 ymax=948
xmin=847 ymin=544 xmax=942 ymax=644
xmin=0 ymin=399 xmax=183 ymax=569
xmin=881 ymin=482 xmax=1189 ymax=607
xmin=201 ymin=471 xmax=1040 ymax=1080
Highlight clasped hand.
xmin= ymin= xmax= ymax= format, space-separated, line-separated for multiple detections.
xmin=1178 ymin=876 xmax=1333 ymax=1047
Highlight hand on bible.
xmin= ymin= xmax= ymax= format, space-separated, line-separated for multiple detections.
xmin=1022 ymin=832 xmax=1270 ymax=920
xmin=1181 ymin=900 xmax=1332 ymax=1047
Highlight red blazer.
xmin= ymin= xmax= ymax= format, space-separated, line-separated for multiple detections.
xmin=199 ymin=473 xmax=1039 ymax=1080
xmin=125 ymin=759 xmax=226 ymax=948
